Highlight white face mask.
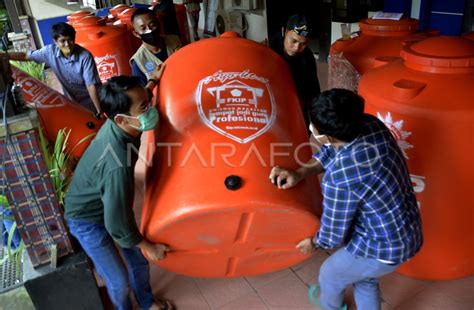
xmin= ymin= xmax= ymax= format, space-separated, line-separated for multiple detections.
xmin=309 ymin=124 xmax=331 ymax=146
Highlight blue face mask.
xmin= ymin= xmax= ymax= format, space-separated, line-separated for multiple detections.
xmin=123 ymin=106 xmax=159 ymax=131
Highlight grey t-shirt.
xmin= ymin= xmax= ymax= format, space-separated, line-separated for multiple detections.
xmin=28 ymin=44 xmax=101 ymax=112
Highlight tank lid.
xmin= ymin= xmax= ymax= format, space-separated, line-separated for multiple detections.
xmin=67 ymin=10 xmax=94 ymax=22
xmin=401 ymin=36 xmax=474 ymax=73
xmin=110 ymin=4 xmax=130 ymax=17
xmin=359 ymin=18 xmax=418 ymax=36
xmin=74 ymin=16 xmax=106 ymax=28
xmin=463 ymin=32 xmax=474 ymax=41
xmin=118 ymin=8 xmax=137 ymax=20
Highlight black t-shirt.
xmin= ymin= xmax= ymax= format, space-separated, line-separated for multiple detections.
xmin=269 ymin=33 xmax=321 ymax=126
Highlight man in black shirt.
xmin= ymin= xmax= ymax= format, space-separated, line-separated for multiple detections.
xmin=270 ymin=14 xmax=321 ymax=128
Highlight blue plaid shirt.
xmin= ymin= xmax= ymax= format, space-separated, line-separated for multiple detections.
xmin=313 ymin=114 xmax=423 ymax=263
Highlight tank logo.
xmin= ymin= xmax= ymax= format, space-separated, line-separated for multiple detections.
xmin=95 ymin=53 xmax=120 ymax=83
xmin=196 ymin=70 xmax=276 ymax=144
xmin=12 ymin=67 xmax=67 ymax=108
xmin=377 ymin=112 xmax=413 ymax=159
xmin=377 ymin=112 xmax=425 ymax=208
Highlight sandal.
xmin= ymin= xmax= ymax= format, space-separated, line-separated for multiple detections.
xmin=308 ymin=284 xmax=320 ymax=306
xmin=308 ymin=284 xmax=347 ymax=310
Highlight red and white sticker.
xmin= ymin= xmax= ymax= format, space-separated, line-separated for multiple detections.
xmin=95 ymin=53 xmax=120 ymax=83
xmin=196 ymin=70 xmax=276 ymax=144
xmin=377 ymin=112 xmax=426 ymax=207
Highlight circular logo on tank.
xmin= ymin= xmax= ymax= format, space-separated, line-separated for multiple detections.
xmin=196 ymin=70 xmax=276 ymax=144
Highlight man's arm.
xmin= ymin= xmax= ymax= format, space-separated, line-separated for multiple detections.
xmin=81 ymin=51 xmax=102 ymax=115
xmin=296 ymin=177 xmax=359 ymax=255
xmin=145 ymin=63 xmax=166 ymax=97
xmin=269 ymin=157 xmax=325 ymax=189
xmin=86 ymin=84 xmax=102 ymax=116
xmin=314 ymin=184 xmax=359 ymax=249
xmin=102 ymin=168 xmax=169 ymax=259
xmin=0 ymin=52 xmax=28 ymax=61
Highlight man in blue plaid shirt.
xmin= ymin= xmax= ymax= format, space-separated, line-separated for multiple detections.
xmin=270 ymin=89 xmax=423 ymax=310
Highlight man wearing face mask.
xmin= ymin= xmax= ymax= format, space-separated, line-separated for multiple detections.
xmin=64 ymin=75 xmax=174 ymax=310
xmin=269 ymin=14 xmax=321 ymax=128
xmin=130 ymin=8 xmax=181 ymax=88
xmin=269 ymin=89 xmax=423 ymax=310
xmin=2 ymin=22 xmax=102 ymax=117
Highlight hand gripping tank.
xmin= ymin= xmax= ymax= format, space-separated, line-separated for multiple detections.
xmin=140 ymin=32 xmax=322 ymax=278
xmin=329 ymin=18 xmax=438 ymax=91
xmin=72 ymin=16 xmax=134 ymax=83
xmin=12 ymin=67 xmax=104 ymax=158
xmin=359 ymin=36 xmax=474 ymax=280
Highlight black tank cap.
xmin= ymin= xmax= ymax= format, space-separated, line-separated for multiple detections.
xmin=225 ymin=175 xmax=242 ymax=191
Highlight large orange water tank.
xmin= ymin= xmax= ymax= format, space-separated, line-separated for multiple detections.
xmin=109 ymin=4 xmax=129 ymax=19
xmin=329 ymin=18 xmax=437 ymax=90
xmin=174 ymin=4 xmax=189 ymax=44
xmin=463 ymin=31 xmax=474 ymax=41
xmin=67 ymin=10 xmax=94 ymax=24
xmin=115 ymin=8 xmax=143 ymax=53
xmin=12 ymin=68 xmax=104 ymax=158
xmin=141 ymin=32 xmax=322 ymax=278
xmin=358 ymin=36 xmax=474 ymax=280
xmin=72 ymin=16 xmax=134 ymax=83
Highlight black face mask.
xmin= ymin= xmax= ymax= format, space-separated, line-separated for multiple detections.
xmin=140 ymin=28 xmax=161 ymax=46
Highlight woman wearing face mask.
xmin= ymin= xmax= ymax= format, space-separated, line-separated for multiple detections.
xmin=130 ymin=8 xmax=182 ymax=88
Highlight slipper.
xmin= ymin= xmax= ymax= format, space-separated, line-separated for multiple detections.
xmin=308 ymin=284 xmax=320 ymax=306
xmin=308 ymin=284 xmax=347 ymax=310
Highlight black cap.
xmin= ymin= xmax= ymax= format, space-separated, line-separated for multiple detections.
xmin=286 ymin=14 xmax=315 ymax=39
xmin=225 ymin=175 xmax=242 ymax=191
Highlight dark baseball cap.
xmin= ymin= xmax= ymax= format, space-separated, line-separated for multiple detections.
xmin=286 ymin=14 xmax=315 ymax=39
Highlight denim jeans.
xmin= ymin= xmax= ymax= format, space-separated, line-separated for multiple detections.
xmin=67 ymin=219 xmax=154 ymax=310
xmin=318 ymin=248 xmax=399 ymax=310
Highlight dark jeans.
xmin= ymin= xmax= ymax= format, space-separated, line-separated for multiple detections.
xmin=67 ymin=219 xmax=154 ymax=310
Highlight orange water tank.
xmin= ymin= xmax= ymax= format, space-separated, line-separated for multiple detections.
xmin=174 ymin=4 xmax=190 ymax=44
xmin=115 ymin=8 xmax=143 ymax=53
xmin=141 ymin=32 xmax=322 ymax=278
xmin=12 ymin=68 xmax=104 ymax=158
xmin=463 ymin=31 xmax=474 ymax=41
xmin=358 ymin=36 xmax=474 ymax=280
xmin=67 ymin=10 xmax=94 ymax=24
xmin=329 ymin=18 xmax=437 ymax=90
xmin=109 ymin=4 xmax=129 ymax=19
xmin=72 ymin=16 xmax=134 ymax=83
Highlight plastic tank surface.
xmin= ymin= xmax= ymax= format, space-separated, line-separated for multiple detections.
xmin=67 ymin=10 xmax=94 ymax=24
xmin=72 ymin=16 xmax=134 ymax=83
xmin=174 ymin=4 xmax=189 ymax=44
xmin=109 ymin=4 xmax=129 ymax=19
xmin=115 ymin=8 xmax=143 ymax=53
xmin=358 ymin=36 xmax=474 ymax=280
xmin=12 ymin=67 xmax=104 ymax=158
xmin=141 ymin=32 xmax=322 ymax=278
xmin=329 ymin=18 xmax=437 ymax=91
xmin=463 ymin=31 xmax=474 ymax=41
